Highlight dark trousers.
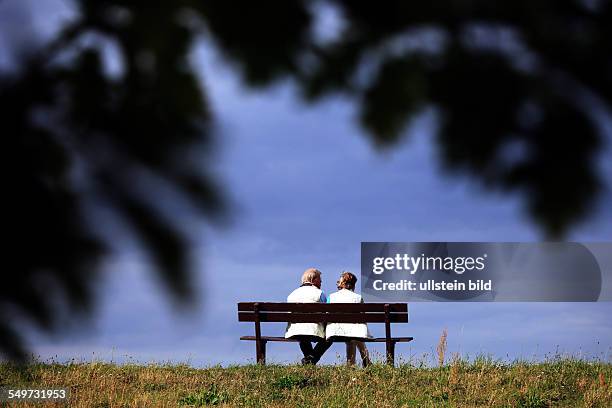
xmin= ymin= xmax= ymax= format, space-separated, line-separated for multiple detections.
xmin=291 ymin=335 xmax=332 ymax=363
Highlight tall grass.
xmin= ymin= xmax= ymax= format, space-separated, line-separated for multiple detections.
xmin=437 ymin=328 xmax=448 ymax=367
xmin=1 ymin=356 xmax=610 ymax=407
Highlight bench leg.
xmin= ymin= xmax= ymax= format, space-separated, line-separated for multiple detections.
xmin=256 ymin=340 xmax=267 ymax=365
xmin=386 ymin=341 xmax=395 ymax=366
xmin=384 ymin=304 xmax=395 ymax=366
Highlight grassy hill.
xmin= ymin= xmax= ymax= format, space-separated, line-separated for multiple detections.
xmin=1 ymin=358 xmax=610 ymax=407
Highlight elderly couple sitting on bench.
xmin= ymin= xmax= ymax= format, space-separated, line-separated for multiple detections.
xmin=286 ymin=268 xmax=372 ymax=366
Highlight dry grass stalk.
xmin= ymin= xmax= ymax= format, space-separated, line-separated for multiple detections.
xmin=449 ymin=352 xmax=460 ymax=386
xmin=437 ymin=328 xmax=448 ymax=367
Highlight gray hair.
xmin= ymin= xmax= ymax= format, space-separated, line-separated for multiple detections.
xmin=301 ymin=268 xmax=321 ymax=284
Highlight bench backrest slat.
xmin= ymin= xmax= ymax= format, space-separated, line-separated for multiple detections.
xmin=237 ymin=302 xmax=408 ymax=324
xmin=237 ymin=302 xmax=407 ymax=313
xmin=238 ymin=311 xmax=408 ymax=323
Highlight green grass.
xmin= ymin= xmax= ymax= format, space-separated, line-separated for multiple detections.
xmin=0 ymin=358 xmax=610 ymax=407
xmin=178 ymin=385 xmax=228 ymax=406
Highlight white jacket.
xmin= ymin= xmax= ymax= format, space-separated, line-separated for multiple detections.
xmin=284 ymin=285 xmax=326 ymax=339
xmin=326 ymin=289 xmax=371 ymax=339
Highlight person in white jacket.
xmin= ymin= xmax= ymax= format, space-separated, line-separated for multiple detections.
xmin=326 ymin=271 xmax=371 ymax=367
xmin=285 ymin=268 xmax=332 ymax=365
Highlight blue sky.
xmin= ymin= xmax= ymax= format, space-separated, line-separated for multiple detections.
xmin=3 ymin=0 xmax=612 ymax=366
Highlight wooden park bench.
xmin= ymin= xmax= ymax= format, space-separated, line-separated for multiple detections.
xmin=238 ymin=302 xmax=413 ymax=365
